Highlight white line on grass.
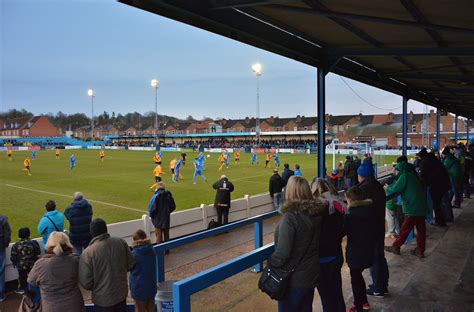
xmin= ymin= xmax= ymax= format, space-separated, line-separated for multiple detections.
xmin=4 ymin=184 xmax=146 ymax=213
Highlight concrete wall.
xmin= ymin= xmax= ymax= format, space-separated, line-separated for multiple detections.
xmin=4 ymin=193 xmax=274 ymax=282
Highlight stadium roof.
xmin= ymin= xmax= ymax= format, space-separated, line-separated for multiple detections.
xmin=119 ymin=0 xmax=474 ymax=118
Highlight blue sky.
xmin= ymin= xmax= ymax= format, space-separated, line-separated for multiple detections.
xmin=1 ymin=0 xmax=430 ymax=120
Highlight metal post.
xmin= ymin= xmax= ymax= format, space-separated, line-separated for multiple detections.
xmin=467 ymin=119 xmax=470 ymax=144
xmin=156 ymin=248 xmax=165 ymax=283
xmin=154 ymin=86 xmax=159 ymax=147
xmin=90 ymin=95 xmax=95 ymax=139
xmin=317 ymin=67 xmax=326 ymax=177
xmin=256 ymin=74 xmax=261 ymax=147
xmin=251 ymin=220 xmax=263 ymax=272
xmin=402 ymin=96 xmax=408 ymax=156
xmin=455 ymin=114 xmax=458 ymax=144
xmin=436 ymin=110 xmax=441 ymax=154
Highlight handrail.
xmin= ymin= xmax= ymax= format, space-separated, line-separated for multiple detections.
xmin=172 ymin=244 xmax=275 ymax=312
xmin=154 ymin=210 xmax=279 ymax=282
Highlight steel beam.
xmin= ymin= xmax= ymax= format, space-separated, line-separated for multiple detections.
xmin=317 ymin=67 xmax=326 ymax=177
xmin=467 ymin=119 xmax=470 ymax=144
xmin=391 ymin=74 xmax=474 ymax=82
xmin=402 ymin=97 xmax=408 ymax=156
xmin=436 ymin=110 xmax=441 ymax=154
xmin=325 ymin=47 xmax=474 ymax=57
xmin=455 ymin=114 xmax=459 ymax=143
xmin=211 ymin=0 xmax=273 ymax=9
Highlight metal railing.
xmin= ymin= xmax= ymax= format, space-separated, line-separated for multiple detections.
xmin=153 ymin=210 xmax=279 ymax=283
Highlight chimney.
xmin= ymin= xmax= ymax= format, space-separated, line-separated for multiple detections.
xmin=296 ymin=115 xmax=301 ymax=123
xmin=387 ymin=112 xmax=395 ymax=122
xmin=409 ymin=110 xmax=414 ymax=122
xmin=245 ymin=116 xmax=250 ymax=124
xmin=268 ymin=115 xmax=274 ymax=123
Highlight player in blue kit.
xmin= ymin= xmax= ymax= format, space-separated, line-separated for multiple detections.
xmin=193 ymin=157 xmax=207 ymax=184
xmin=69 ymin=154 xmax=76 ymax=170
xmin=173 ymin=159 xmax=182 ymax=182
xmin=224 ymin=150 xmax=230 ymax=169
xmin=251 ymin=151 xmax=258 ymax=165
xmin=273 ymin=152 xmax=280 ymax=168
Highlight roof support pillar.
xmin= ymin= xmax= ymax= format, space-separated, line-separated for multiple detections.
xmin=317 ymin=66 xmax=326 ymax=177
xmin=402 ymin=96 xmax=408 ymax=157
xmin=455 ymin=114 xmax=458 ymax=144
xmin=436 ymin=110 xmax=441 ymax=154
xmin=467 ymin=119 xmax=470 ymax=144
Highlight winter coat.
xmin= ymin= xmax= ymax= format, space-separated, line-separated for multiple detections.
xmin=213 ymin=178 xmax=234 ymax=208
xmin=387 ymin=162 xmax=429 ymax=217
xmin=64 ymin=198 xmax=93 ymax=247
xmin=281 ymin=168 xmax=294 ymax=187
xmin=344 ymin=160 xmax=357 ymax=179
xmin=418 ymin=153 xmax=450 ymax=194
xmin=343 ymin=199 xmax=375 ymax=269
xmin=269 ymin=174 xmax=284 ymax=197
xmin=79 ymin=233 xmax=134 ymax=307
xmin=269 ymin=199 xmax=325 ymax=289
xmin=27 ymin=253 xmax=85 ymax=312
xmin=10 ymin=239 xmax=41 ymax=271
xmin=317 ymin=192 xmax=344 ymax=259
xmin=443 ymin=153 xmax=461 ymax=179
xmin=149 ymin=189 xmax=176 ymax=229
xmin=130 ymin=239 xmax=157 ymax=301
xmin=358 ymin=176 xmax=386 ymax=237
xmin=37 ymin=210 xmax=65 ymax=246
xmin=0 ymin=214 xmax=11 ymax=248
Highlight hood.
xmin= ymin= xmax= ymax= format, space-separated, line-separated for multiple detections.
xmin=73 ymin=198 xmax=90 ymax=209
xmin=280 ymin=199 xmax=326 ymax=215
xmin=348 ymin=198 xmax=373 ymax=209
xmin=89 ymin=233 xmax=110 ymax=246
xmin=394 ymin=161 xmax=409 ymax=173
xmin=132 ymin=239 xmax=154 ymax=255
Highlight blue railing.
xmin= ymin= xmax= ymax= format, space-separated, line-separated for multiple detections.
xmin=153 ymin=210 xmax=279 ymax=283
xmin=172 ymin=244 xmax=275 ymax=311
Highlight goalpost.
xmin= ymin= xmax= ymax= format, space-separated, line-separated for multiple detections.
xmin=329 ymin=142 xmax=370 ymax=170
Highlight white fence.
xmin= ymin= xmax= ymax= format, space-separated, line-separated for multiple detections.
xmin=4 ymin=193 xmax=274 ymax=282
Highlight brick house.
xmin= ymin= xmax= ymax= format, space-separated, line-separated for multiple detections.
xmin=0 ymin=116 xmax=60 ymax=137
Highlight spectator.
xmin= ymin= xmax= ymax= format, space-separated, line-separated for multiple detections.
xmin=328 ymin=169 xmax=339 ymax=190
xmin=65 ymin=192 xmax=93 ymax=255
xmin=344 ymin=156 xmax=357 ymax=189
xmin=28 ymin=231 xmax=84 ymax=311
xmin=385 ymin=162 xmax=429 ymax=258
xmin=353 ymin=155 xmax=361 ymax=172
xmin=269 ymin=169 xmax=284 ymax=210
xmin=281 ymin=163 xmax=294 ymax=187
xmin=10 ymin=227 xmax=41 ymax=294
xmin=294 ymin=164 xmax=302 ymax=176
xmin=148 ymin=182 xmax=176 ymax=244
xmin=336 ymin=161 xmax=344 ymax=190
xmin=130 ymin=230 xmax=156 ymax=312
xmin=344 ymin=186 xmax=376 ymax=312
xmin=0 ymin=214 xmax=11 ymax=302
xmin=38 ymin=200 xmax=65 ymax=246
xmin=269 ymin=176 xmax=324 ymax=311
xmin=311 ymin=178 xmax=345 ymax=312
xmin=79 ymin=218 xmax=134 ymax=310
xmin=384 ymin=174 xmax=400 ymax=238
xmin=441 ymin=147 xmax=462 ymax=221
xmin=213 ymin=175 xmax=235 ymax=226
xmin=357 ymin=161 xmax=389 ymax=298
xmin=417 ymin=148 xmax=450 ymax=226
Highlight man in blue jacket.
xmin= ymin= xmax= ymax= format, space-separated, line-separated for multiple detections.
xmin=37 ymin=200 xmax=64 ymax=247
xmin=65 ymin=192 xmax=93 ymax=255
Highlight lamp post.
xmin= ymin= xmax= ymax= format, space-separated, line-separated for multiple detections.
xmin=252 ymin=63 xmax=262 ymax=147
xmin=150 ymin=79 xmax=159 ymax=147
xmin=87 ymin=89 xmax=95 ymax=138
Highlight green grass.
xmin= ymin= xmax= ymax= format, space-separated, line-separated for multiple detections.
xmin=0 ymin=149 xmax=398 ymax=240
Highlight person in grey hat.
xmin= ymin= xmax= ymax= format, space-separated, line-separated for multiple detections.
xmin=79 ymin=218 xmax=134 ymax=310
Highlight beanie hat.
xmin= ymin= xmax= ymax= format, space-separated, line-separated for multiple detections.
xmin=90 ymin=218 xmax=108 ymax=238
xmin=418 ymin=148 xmax=428 ymax=158
xmin=18 ymin=227 xmax=30 ymax=239
xmin=357 ymin=162 xmax=374 ymax=177
xmin=442 ymin=147 xmax=451 ymax=155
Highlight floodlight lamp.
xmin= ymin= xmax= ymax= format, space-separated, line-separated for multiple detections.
xmin=87 ymin=89 xmax=94 ymax=97
xmin=151 ymin=79 xmax=159 ymax=88
xmin=252 ymin=63 xmax=262 ymax=75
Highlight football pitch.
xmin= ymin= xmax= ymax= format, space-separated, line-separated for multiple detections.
xmin=0 ymin=149 xmax=398 ymax=240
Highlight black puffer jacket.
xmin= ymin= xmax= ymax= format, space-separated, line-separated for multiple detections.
xmin=213 ymin=178 xmax=234 ymax=208
xmin=269 ymin=174 xmax=284 ymax=197
xmin=65 ymin=199 xmax=93 ymax=247
xmin=344 ymin=199 xmax=376 ymax=269
xmin=269 ymin=199 xmax=325 ymax=289
xmin=358 ymin=176 xmax=386 ymax=237
xmin=418 ymin=153 xmax=450 ymax=194
xmin=0 ymin=215 xmax=11 ymax=248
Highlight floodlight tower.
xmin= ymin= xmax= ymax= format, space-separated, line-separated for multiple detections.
xmin=87 ymin=89 xmax=95 ymax=138
xmin=151 ymin=79 xmax=159 ymax=147
xmin=252 ymin=63 xmax=262 ymax=146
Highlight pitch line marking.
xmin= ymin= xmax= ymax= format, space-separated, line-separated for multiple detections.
xmin=4 ymin=184 xmax=146 ymax=213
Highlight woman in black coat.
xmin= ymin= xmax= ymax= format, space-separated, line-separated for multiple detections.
xmin=149 ymin=182 xmax=176 ymax=244
xmin=212 ymin=175 xmax=234 ymax=225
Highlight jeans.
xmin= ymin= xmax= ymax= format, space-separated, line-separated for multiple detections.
xmin=278 ymin=288 xmax=314 ymax=312
xmin=216 ymin=207 xmax=230 ymax=226
xmin=393 ymin=216 xmax=426 ymax=252
xmin=369 ymin=235 xmax=389 ymax=293
xmin=345 ymin=178 xmax=354 ymax=190
xmin=349 ymin=268 xmax=367 ymax=312
xmin=450 ymin=176 xmax=462 ymax=207
xmin=442 ymin=192 xmax=454 ymax=223
xmin=317 ymin=256 xmax=345 ymax=312
xmin=94 ymin=300 xmax=127 ymax=312
xmin=0 ymin=248 xmax=5 ymax=299
xmin=386 ymin=209 xmax=399 ymax=235
xmin=430 ymin=187 xmax=446 ymax=225
xmin=272 ymin=193 xmax=283 ymax=210
xmin=18 ymin=269 xmax=30 ymax=290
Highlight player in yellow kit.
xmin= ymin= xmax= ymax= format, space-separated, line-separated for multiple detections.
xmin=23 ymin=157 xmax=32 ymax=176
xmin=218 ymin=153 xmax=226 ymax=171
xmin=6 ymin=150 xmax=12 ymax=161
xmin=265 ymin=153 xmax=272 ymax=168
xmin=234 ymin=151 xmax=240 ymax=164
xmin=153 ymin=152 xmax=162 ymax=164
xmin=55 ymin=148 xmax=60 ymax=159
xmin=169 ymin=158 xmax=177 ymax=175
xmin=99 ymin=150 xmax=105 ymax=162
xmin=149 ymin=162 xmax=164 ymax=191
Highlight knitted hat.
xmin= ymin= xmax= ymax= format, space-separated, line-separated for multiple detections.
xmin=18 ymin=227 xmax=30 ymax=239
xmin=357 ymin=162 xmax=374 ymax=177
xmin=418 ymin=148 xmax=428 ymax=158
xmin=442 ymin=147 xmax=451 ymax=155
xmin=90 ymin=218 xmax=108 ymax=238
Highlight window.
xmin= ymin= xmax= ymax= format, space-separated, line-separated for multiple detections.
xmin=440 ymin=123 xmax=443 ymax=131
xmin=411 ymin=125 xmax=417 ymax=132
xmin=333 ymin=125 xmax=338 ymax=132
xmin=304 ymin=126 xmax=308 ymax=131
xmin=339 ymin=125 xmax=344 ymax=132
xmin=293 ymin=126 xmax=298 ymax=131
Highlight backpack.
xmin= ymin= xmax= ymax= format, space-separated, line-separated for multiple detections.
xmin=208 ymin=219 xmax=218 ymax=229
